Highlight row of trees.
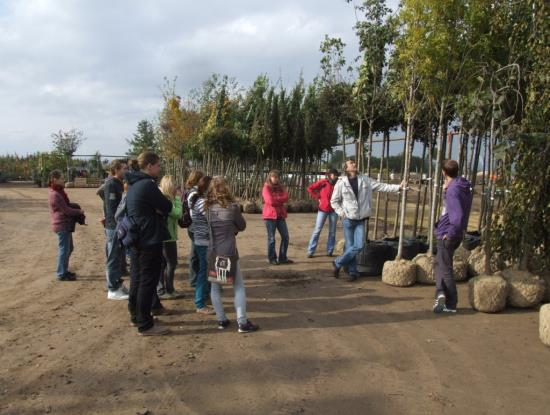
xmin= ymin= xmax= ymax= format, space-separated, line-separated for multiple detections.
xmin=0 ymin=129 xmax=87 ymax=184
xmin=126 ymin=0 xmax=547 ymax=273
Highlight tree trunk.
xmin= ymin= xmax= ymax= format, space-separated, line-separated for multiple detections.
xmin=342 ymin=124 xmax=346 ymax=161
xmin=396 ymin=101 xmax=414 ymax=260
xmin=392 ymin=134 xmax=408 ymax=237
xmin=383 ymin=130 xmax=391 ymax=236
xmin=483 ymin=97 xmax=497 ymax=275
xmin=428 ymin=99 xmax=446 ymax=256
xmin=412 ymin=141 xmax=427 ymax=237
xmin=373 ymin=131 xmax=387 ymax=240
xmin=357 ymin=119 xmax=363 ymax=171
xmin=366 ymin=119 xmax=374 ymax=178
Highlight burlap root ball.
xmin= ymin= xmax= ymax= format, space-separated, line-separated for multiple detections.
xmin=497 ymin=269 xmax=546 ymax=308
xmin=453 ymin=260 xmax=469 ymax=282
xmin=382 ymin=259 xmax=417 ymax=287
xmin=454 ymin=245 xmax=471 ymax=262
xmin=242 ymin=201 xmax=257 ymax=214
xmin=335 ymin=239 xmax=345 ymax=256
xmin=541 ymin=273 xmax=550 ymax=303
xmin=539 ymin=304 xmax=550 ymax=347
xmin=467 ymin=246 xmax=503 ymax=277
xmin=468 ymin=275 xmax=508 ymax=313
xmin=413 ymin=254 xmax=435 ymax=285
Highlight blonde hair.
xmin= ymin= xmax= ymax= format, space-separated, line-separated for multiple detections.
xmin=205 ymin=176 xmax=235 ymax=209
xmin=159 ymin=175 xmax=176 ymax=200
xmin=186 ymin=170 xmax=204 ymax=189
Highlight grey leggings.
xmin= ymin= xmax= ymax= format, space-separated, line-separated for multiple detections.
xmin=210 ymin=261 xmax=247 ymax=325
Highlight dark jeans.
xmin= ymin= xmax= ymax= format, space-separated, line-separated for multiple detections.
xmin=434 ymin=238 xmax=461 ymax=309
xmin=265 ymin=219 xmax=289 ymax=262
xmin=128 ymin=243 xmax=163 ymax=332
xmin=159 ymin=241 xmax=177 ymax=293
xmin=188 ymin=230 xmax=199 ymax=287
xmin=104 ymin=228 xmax=122 ymax=291
xmin=120 ymin=245 xmax=129 ymax=275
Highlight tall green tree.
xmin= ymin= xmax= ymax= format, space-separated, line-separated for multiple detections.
xmin=348 ymin=0 xmax=396 ymax=174
xmin=127 ymin=120 xmax=158 ymax=156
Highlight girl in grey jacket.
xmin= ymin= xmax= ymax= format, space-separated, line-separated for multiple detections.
xmin=205 ymin=176 xmax=259 ymax=333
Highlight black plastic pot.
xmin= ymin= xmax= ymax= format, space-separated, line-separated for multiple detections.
xmin=357 ymin=240 xmax=395 ymax=276
xmin=463 ymin=231 xmax=481 ymax=251
xmin=382 ymin=237 xmax=421 ymax=260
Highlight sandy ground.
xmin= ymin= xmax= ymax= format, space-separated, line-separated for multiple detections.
xmin=0 ymin=184 xmax=548 ymax=415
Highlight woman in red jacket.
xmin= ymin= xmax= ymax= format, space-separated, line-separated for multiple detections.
xmin=306 ymin=168 xmax=339 ymax=257
xmin=48 ymin=170 xmax=85 ymax=281
xmin=262 ymin=170 xmax=293 ymax=265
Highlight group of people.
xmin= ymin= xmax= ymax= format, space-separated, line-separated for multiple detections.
xmin=48 ymin=152 xmax=472 ymax=336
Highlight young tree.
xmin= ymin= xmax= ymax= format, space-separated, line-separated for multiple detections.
xmin=319 ymin=36 xmax=354 ymax=160
xmin=51 ymin=129 xmax=85 ymax=157
xmin=348 ymin=0 xmax=396 ymax=174
xmin=127 ymin=120 xmax=158 ymax=156
xmin=51 ymin=128 xmax=85 ymax=181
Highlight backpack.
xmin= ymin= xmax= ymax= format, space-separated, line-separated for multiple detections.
xmin=115 ymin=199 xmax=139 ymax=247
xmin=178 ymin=190 xmax=193 ymax=228
xmin=116 ymin=215 xmax=140 ymax=247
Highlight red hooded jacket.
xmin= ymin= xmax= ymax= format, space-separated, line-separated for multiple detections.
xmin=307 ymin=178 xmax=335 ymax=213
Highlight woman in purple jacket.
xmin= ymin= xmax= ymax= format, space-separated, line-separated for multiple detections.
xmin=48 ymin=170 xmax=85 ymax=281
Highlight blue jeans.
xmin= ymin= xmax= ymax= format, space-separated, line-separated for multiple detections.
xmin=193 ymin=244 xmax=210 ymax=309
xmin=307 ymin=211 xmax=337 ymax=255
xmin=105 ymin=228 xmax=123 ymax=291
xmin=210 ymin=261 xmax=248 ymax=325
xmin=56 ymin=231 xmax=74 ymax=278
xmin=265 ymin=219 xmax=289 ymax=262
xmin=334 ymin=218 xmax=366 ymax=275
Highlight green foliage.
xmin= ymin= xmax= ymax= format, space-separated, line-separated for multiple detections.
xmin=491 ymin=133 xmax=550 ymax=271
xmin=127 ymin=120 xmax=158 ymax=156
xmin=51 ymin=129 xmax=85 ymax=157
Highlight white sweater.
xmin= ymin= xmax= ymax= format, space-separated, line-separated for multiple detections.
xmin=330 ymin=175 xmax=401 ymax=220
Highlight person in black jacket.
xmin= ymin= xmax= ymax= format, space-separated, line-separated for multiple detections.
xmin=103 ymin=159 xmax=129 ymax=300
xmin=125 ymin=152 xmax=172 ymax=336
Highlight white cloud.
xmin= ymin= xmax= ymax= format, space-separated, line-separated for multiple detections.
xmin=0 ymin=0 xmax=401 ymax=155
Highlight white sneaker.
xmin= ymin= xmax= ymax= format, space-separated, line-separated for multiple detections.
xmin=432 ymin=294 xmax=446 ymax=313
xmin=108 ymin=288 xmax=129 ymax=301
xmin=120 ymin=285 xmax=129 ymax=295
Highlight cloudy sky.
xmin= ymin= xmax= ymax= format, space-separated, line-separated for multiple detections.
xmin=0 ymin=0 xmax=401 ymax=156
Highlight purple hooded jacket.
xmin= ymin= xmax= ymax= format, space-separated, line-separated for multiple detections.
xmin=435 ymin=177 xmax=473 ymax=240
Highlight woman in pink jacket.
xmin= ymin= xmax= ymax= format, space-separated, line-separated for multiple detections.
xmin=48 ymin=170 xmax=85 ymax=281
xmin=262 ymin=170 xmax=293 ymax=265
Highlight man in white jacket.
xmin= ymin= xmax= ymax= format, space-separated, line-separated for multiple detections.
xmin=330 ymin=159 xmax=406 ymax=281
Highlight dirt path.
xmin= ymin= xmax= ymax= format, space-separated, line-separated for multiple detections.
xmin=0 ymin=185 xmax=548 ymax=415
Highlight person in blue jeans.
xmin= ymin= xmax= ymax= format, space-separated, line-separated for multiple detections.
xmin=330 ymin=159 xmax=405 ymax=281
xmin=188 ymin=175 xmax=215 ymax=315
xmin=306 ymin=168 xmax=339 ymax=257
xmin=102 ymin=159 xmax=129 ymax=300
xmin=184 ymin=170 xmax=204 ymax=288
xmin=48 ymin=170 xmax=85 ymax=281
xmin=262 ymin=170 xmax=293 ymax=265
